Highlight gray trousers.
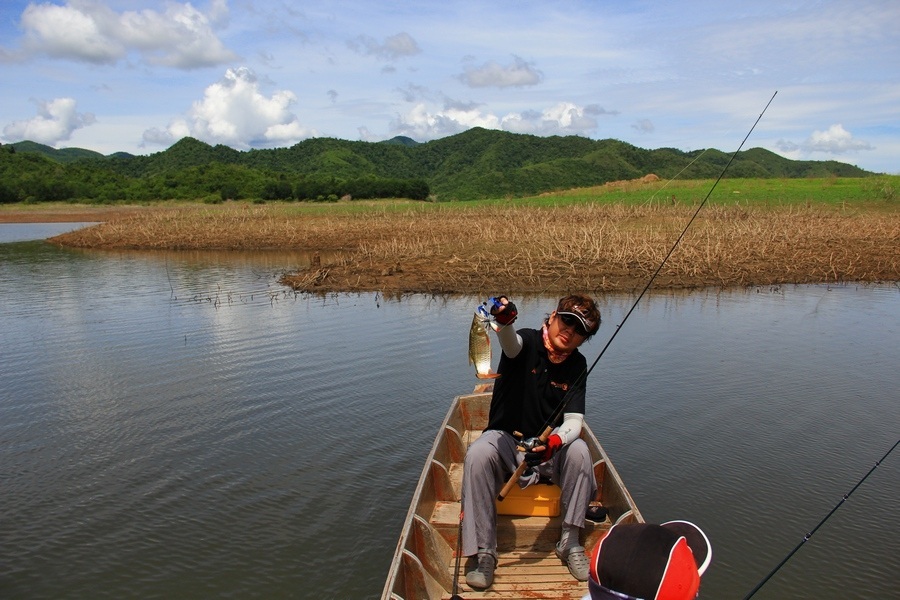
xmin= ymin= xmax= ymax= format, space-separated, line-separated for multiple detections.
xmin=460 ymin=429 xmax=597 ymax=557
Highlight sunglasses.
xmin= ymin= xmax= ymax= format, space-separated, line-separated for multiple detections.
xmin=557 ymin=312 xmax=591 ymax=337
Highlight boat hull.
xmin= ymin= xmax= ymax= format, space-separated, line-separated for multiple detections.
xmin=383 ymin=391 xmax=643 ymax=600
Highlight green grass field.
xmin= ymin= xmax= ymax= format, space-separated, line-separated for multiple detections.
xmin=495 ymin=175 xmax=899 ymax=210
xmin=3 ymin=176 xmax=896 ymax=221
xmin=261 ymin=175 xmax=899 ymax=217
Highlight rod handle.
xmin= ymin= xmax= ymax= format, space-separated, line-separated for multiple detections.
xmin=496 ymin=426 xmax=552 ymax=501
xmin=497 ymin=461 xmax=527 ymax=501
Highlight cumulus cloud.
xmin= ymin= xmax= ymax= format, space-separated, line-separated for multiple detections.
xmin=777 ymin=124 xmax=873 ymax=155
xmin=2 ymin=97 xmax=96 ymax=145
xmin=390 ymin=100 xmax=604 ymax=140
xmin=390 ymin=103 xmax=498 ymax=139
xmin=16 ymin=0 xmax=236 ymax=68
xmin=348 ymin=32 xmax=421 ymax=60
xmin=142 ymin=67 xmax=317 ymax=149
xmin=459 ymin=56 xmax=542 ymax=88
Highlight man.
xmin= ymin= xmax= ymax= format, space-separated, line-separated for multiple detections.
xmin=461 ymin=294 xmax=601 ymax=589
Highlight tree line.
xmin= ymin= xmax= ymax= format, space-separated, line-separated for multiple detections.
xmin=1 ymin=128 xmax=873 ymax=204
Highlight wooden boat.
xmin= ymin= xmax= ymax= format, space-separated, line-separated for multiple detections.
xmin=383 ymin=388 xmax=643 ymax=599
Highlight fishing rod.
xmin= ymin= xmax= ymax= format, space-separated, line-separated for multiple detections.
xmin=450 ymin=428 xmax=475 ymax=600
xmin=498 ymin=90 xmax=778 ymax=501
xmin=641 ymin=147 xmax=710 ymax=207
xmin=450 ymin=511 xmax=465 ymax=600
xmin=743 ymin=437 xmax=900 ymax=599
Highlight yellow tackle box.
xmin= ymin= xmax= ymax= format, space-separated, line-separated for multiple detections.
xmin=496 ymin=482 xmax=561 ymax=517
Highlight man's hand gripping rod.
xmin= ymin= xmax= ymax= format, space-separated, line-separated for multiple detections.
xmin=497 ymin=427 xmax=553 ymax=500
xmin=497 ymin=374 xmax=575 ymax=501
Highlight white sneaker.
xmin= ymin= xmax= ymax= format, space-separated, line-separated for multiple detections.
xmin=465 ymin=549 xmax=497 ymax=589
xmin=556 ymin=543 xmax=589 ymax=581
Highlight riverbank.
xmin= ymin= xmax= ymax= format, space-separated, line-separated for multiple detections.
xmin=7 ymin=199 xmax=899 ymax=294
xmin=0 ymin=204 xmax=146 ymax=223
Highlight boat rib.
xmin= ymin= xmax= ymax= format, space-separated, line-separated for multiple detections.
xmin=383 ymin=390 xmax=643 ymax=600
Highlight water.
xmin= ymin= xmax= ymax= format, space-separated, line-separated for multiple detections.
xmin=1 ymin=229 xmax=898 ymax=599
xmin=0 ymin=222 xmax=99 ymax=243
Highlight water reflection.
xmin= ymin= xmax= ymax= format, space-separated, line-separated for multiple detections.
xmin=0 ymin=242 xmax=897 ymax=599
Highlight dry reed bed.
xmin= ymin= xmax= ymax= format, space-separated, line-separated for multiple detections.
xmin=50 ymin=203 xmax=900 ymax=293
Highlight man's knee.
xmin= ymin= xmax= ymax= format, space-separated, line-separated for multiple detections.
xmin=465 ymin=436 xmax=494 ymax=468
xmin=565 ymin=438 xmax=592 ymax=469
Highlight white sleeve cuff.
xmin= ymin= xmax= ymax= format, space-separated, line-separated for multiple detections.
xmin=557 ymin=413 xmax=584 ymax=445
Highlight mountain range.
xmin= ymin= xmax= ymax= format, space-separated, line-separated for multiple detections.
xmin=4 ymin=129 xmax=872 ymax=202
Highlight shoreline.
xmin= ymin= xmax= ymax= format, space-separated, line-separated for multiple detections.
xmin=0 ymin=205 xmax=149 ymax=223
xmin=5 ymin=202 xmax=899 ymax=294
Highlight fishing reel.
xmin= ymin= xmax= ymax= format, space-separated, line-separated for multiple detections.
xmin=511 ymin=431 xmax=543 ymax=453
xmin=519 ymin=436 xmax=544 ymax=453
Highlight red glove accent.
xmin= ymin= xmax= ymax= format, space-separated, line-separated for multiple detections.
xmin=525 ymin=434 xmax=563 ymax=466
xmin=542 ymin=434 xmax=563 ymax=461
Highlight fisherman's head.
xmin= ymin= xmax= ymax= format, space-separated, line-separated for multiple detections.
xmin=587 ymin=521 xmax=712 ymax=600
xmin=547 ymin=294 xmax=601 ymax=351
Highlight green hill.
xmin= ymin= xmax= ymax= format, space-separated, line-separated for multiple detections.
xmin=10 ymin=140 xmax=106 ymax=163
xmin=0 ymin=130 xmax=875 ymax=203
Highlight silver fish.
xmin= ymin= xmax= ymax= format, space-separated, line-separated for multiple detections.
xmin=468 ymin=308 xmax=499 ymax=379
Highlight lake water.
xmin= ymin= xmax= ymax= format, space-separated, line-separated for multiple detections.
xmin=1 ymin=224 xmax=898 ymax=599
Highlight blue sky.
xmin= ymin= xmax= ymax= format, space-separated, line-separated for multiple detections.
xmin=0 ymin=1 xmax=897 ymax=174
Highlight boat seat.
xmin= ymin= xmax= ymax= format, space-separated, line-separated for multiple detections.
xmin=495 ymin=481 xmax=561 ymax=517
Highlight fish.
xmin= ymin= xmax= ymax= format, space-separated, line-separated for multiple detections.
xmin=468 ymin=307 xmax=500 ymax=379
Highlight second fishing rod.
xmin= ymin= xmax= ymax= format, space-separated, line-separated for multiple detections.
xmin=496 ymin=91 xmax=778 ymax=502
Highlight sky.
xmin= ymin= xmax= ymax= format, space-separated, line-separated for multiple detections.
xmin=0 ymin=0 xmax=897 ymax=174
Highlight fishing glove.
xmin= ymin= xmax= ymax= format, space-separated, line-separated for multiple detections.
xmin=524 ymin=434 xmax=563 ymax=467
xmin=489 ymin=296 xmax=518 ymax=326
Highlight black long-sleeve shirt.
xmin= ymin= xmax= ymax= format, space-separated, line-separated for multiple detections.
xmin=485 ymin=327 xmax=587 ymax=438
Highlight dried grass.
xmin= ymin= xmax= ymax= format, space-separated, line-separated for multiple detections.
xmin=50 ymin=202 xmax=900 ymax=293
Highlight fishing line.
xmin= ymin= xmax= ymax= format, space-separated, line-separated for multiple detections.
xmin=165 ymin=253 xmax=176 ymax=299
xmin=496 ymin=92 xmax=778 ymax=500
xmin=536 ymin=147 xmax=712 ymax=295
xmin=450 ymin=511 xmax=465 ymax=600
xmin=494 ymin=144 xmax=713 ymax=298
xmin=641 ymin=147 xmax=710 ymax=208
xmin=537 ymin=90 xmax=778 ymax=438
xmin=450 ymin=426 xmax=475 ymax=600
xmin=743 ymin=437 xmax=900 ymax=599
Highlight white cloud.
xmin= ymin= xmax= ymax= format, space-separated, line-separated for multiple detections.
xmin=458 ymin=56 xmax=543 ymax=88
xmin=0 ymin=1 xmax=893 ymax=174
xmin=390 ymin=100 xmax=604 ymax=140
xmin=526 ymin=102 xmax=600 ymax=134
xmin=390 ymin=103 xmax=494 ymax=139
xmin=143 ymin=67 xmax=317 ymax=149
xmin=805 ymin=124 xmax=874 ymax=153
xmin=207 ymin=0 xmax=231 ymax=28
xmin=2 ymin=97 xmax=96 ymax=145
xmin=777 ymin=124 xmax=873 ymax=155
xmin=20 ymin=2 xmax=122 ymax=64
xmin=17 ymin=0 xmax=237 ymax=69
xmin=347 ymin=32 xmax=421 ymax=61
